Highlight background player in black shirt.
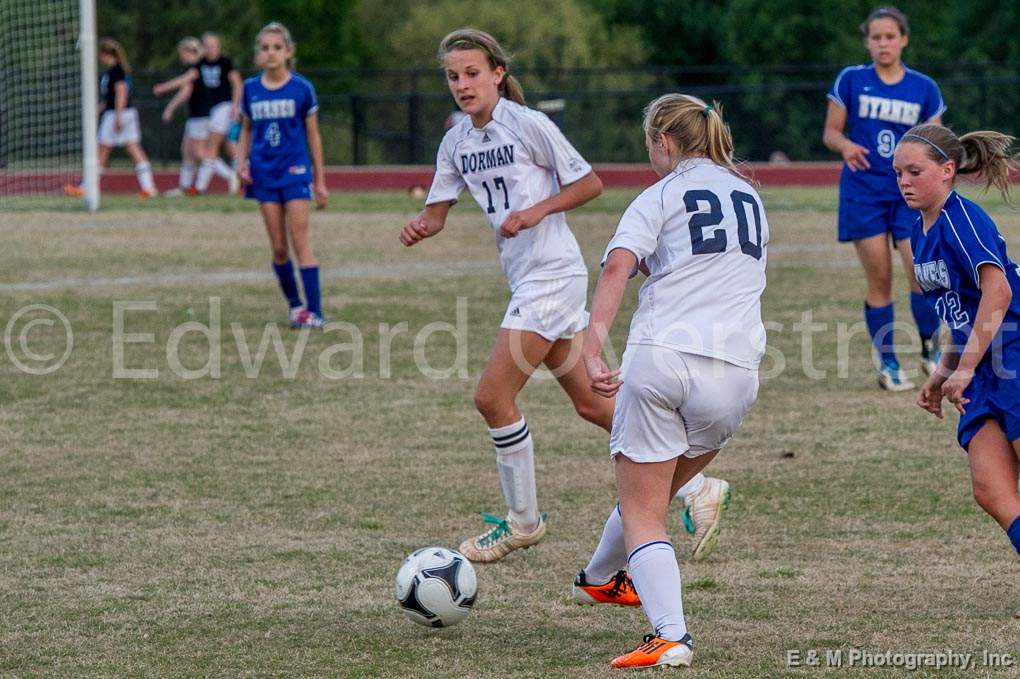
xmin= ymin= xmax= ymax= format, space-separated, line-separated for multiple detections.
xmin=154 ymin=37 xmax=210 ymax=195
xmin=65 ymin=38 xmax=157 ymax=198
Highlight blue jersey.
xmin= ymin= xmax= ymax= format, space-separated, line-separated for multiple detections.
xmin=829 ymin=64 xmax=945 ymax=201
xmin=242 ymin=73 xmax=318 ymax=189
xmin=911 ymin=192 xmax=1020 ymax=355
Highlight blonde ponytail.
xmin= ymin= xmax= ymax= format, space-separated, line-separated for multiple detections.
xmin=501 ymin=74 xmax=526 ymax=106
xmin=643 ymin=94 xmax=746 ymax=181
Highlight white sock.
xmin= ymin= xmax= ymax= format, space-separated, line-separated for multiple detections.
xmin=135 ymin=162 xmax=155 ymax=193
xmin=584 ymin=503 xmax=627 ymax=583
xmin=629 ymin=541 xmax=687 ymax=641
xmin=212 ymin=158 xmax=234 ymax=181
xmin=195 ymin=159 xmax=215 ymax=192
xmin=674 ymin=473 xmax=706 ymax=503
xmin=179 ymin=161 xmax=196 ymax=189
xmin=490 ymin=417 xmax=539 ymax=529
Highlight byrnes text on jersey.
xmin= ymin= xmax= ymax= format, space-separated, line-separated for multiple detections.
xmin=249 ymin=98 xmax=297 ymax=121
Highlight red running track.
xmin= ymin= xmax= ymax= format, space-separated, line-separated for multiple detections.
xmin=2 ymin=162 xmax=845 ymax=195
xmin=6 ymin=162 xmax=1019 ymax=195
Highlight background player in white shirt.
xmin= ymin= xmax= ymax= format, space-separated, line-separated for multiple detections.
xmin=578 ymin=94 xmax=768 ymax=669
xmin=400 ymin=30 xmax=729 ymax=564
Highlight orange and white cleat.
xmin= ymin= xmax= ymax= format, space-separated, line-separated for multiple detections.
xmin=63 ymin=184 xmax=85 ymax=198
xmin=610 ymin=633 xmax=694 ymax=669
xmin=138 ymin=190 xmax=158 ymax=200
xmin=572 ymin=570 xmax=641 ymax=607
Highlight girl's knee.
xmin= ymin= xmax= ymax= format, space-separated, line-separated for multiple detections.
xmin=474 ymin=387 xmax=512 ymax=423
xmin=575 ymin=397 xmax=610 ymax=428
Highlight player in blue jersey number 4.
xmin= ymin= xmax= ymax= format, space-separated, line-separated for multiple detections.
xmin=824 ymin=7 xmax=946 ymax=391
xmin=894 ymin=123 xmax=1020 ymax=558
xmin=237 ymin=23 xmax=329 ymax=330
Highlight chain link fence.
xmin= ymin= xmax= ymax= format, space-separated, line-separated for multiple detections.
xmin=125 ymin=62 xmax=1020 ymax=168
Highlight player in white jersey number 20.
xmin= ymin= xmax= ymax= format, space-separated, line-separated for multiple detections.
xmin=579 ymin=94 xmax=768 ymax=669
xmin=400 ymin=30 xmax=732 ymax=565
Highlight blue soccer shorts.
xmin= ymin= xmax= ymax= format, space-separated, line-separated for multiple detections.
xmin=838 ymin=196 xmax=918 ymax=243
xmin=245 ymin=182 xmax=311 ymax=204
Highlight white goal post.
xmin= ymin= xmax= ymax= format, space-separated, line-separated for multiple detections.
xmin=79 ymin=0 xmax=99 ymax=211
xmin=0 ymin=0 xmax=98 ymax=210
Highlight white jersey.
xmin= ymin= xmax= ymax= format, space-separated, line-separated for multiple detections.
xmin=604 ymin=158 xmax=769 ymax=369
xmin=426 ymin=97 xmax=591 ymax=291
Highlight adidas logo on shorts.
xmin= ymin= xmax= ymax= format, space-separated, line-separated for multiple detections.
xmin=509 ymin=307 xmax=522 ymax=317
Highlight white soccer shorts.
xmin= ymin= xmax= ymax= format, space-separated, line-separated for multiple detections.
xmin=98 ymin=108 xmax=141 ymax=146
xmin=208 ymin=102 xmax=233 ymax=135
xmin=184 ymin=116 xmax=210 ymax=141
xmin=500 ymin=275 xmax=589 ymax=341
xmin=609 ymin=345 xmax=758 ymax=462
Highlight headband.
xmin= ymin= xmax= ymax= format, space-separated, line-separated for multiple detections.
xmin=901 ymin=134 xmax=950 ymax=161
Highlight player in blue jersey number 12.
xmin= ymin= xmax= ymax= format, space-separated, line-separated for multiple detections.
xmin=895 ymin=124 xmax=1020 ymax=558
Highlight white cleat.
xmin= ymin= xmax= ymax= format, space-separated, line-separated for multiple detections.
xmin=458 ymin=512 xmax=547 ymax=563
xmin=683 ymin=477 xmax=731 ymax=561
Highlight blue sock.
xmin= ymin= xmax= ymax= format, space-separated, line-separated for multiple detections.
xmin=864 ymin=302 xmax=898 ymax=368
xmin=300 ymin=266 xmax=322 ymax=317
xmin=910 ymin=292 xmax=941 ymax=341
xmin=1008 ymin=515 xmax=1020 ymax=556
xmin=272 ymin=260 xmax=302 ymax=308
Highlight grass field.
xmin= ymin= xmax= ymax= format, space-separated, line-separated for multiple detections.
xmin=1 ymin=188 xmax=1018 ymax=677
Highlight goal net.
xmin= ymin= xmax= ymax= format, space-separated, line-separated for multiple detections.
xmin=0 ymin=0 xmax=97 ymax=209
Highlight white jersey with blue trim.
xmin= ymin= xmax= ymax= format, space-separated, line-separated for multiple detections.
xmin=426 ymin=97 xmax=591 ymax=291
xmin=603 ymin=159 xmax=769 ymax=369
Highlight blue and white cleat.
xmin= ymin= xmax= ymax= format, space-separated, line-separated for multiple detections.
xmin=920 ymin=337 xmax=942 ymax=377
xmin=878 ymin=359 xmax=914 ymax=392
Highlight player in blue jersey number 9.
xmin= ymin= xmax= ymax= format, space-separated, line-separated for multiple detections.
xmin=823 ymin=7 xmax=946 ymax=391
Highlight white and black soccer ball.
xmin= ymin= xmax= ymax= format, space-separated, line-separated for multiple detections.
xmin=395 ymin=546 xmax=477 ymax=627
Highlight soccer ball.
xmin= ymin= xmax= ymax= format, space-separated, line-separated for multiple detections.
xmin=395 ymin=546 xmax=477 ymax=627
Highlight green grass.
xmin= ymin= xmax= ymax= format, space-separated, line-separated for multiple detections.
xmin=1 ymin=188 xmax=1018 ymax=677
